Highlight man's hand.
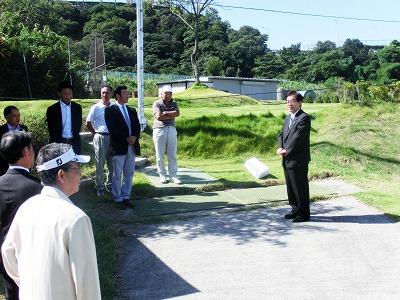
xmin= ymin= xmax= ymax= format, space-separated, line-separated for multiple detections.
xmin=276 ymin=148 xmax=287 ymax=157
xmin=127 ymin=136 xmax=137 ymax=145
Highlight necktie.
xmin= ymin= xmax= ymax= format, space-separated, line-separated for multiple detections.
xmin=289 ymin=116 xmax=294 ymax=128
xmin=122 ymin=105 xmax=132 ymax=136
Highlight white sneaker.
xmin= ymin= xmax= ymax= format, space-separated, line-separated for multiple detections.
xmin=171 ymin=177 xmax=182 ymax=184
xmin=160 ymin=176 xmax=168 ymax=184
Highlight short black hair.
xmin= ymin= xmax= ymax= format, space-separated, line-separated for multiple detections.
xmin=114 ymin=85 xmax=127 ymax=98
xmin=57 ymin=81 xmax=73 ymax=93
xmin=0 ymin=131 xmax=32 ymax=164
xmin=101 ymin=84 xmax=113 ymax=91
xmin=287 ymin=90 xmax=303 ymax=102
xmin=36 ymin=143 xmax=74 ymax=185
xmin=3 ymin=106 xmax=18 ymax=118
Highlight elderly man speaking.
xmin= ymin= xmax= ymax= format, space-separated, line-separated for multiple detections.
xmin=1 ymin=143 xmax=101 ymax=300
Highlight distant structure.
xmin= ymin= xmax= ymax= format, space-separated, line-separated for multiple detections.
xmin=86 ymin=37 xmax=106 ymax=94
xmin=156 ymin=76 xmax=280 ymax=100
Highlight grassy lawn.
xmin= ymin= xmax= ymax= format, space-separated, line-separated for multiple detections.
xmin=0 ymin=87 xmax=399 ymax=299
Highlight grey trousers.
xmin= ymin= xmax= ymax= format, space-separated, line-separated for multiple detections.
xmin=93 ymin=133 xmax=113 ymax=191
xmin=111 ymin=145 xmax=136 ymax=202
xmin=153 ymin=126 xmax=178 ymax=178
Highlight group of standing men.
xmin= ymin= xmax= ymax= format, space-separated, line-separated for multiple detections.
xmin=0 ymin=81 xmax=182 ymax=299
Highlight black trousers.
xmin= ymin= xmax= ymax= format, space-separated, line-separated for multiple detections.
xmin=283 ymin=165 xmax=310 ymax=218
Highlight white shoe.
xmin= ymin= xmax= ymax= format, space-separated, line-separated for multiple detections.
xmin=160 ymin=176 xmax=168 ymax=184
xmin=171 ymin=177 xmax=182 ymax=184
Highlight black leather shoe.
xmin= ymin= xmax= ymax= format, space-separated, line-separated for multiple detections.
xmin=284 ymin=211 xmax=298 ymax=219
xmin=123 ymin=199 xmax=134 ymax=209
xmin=292 ymin=215 xmax=310 ymax=223
xmin=115 ymin=202 xmax=126 ymax=210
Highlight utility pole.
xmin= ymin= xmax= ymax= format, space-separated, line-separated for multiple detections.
xmin=136 ymin=0 xmax=146 ymax=130
xmin=22 ymin=51 xmax=32 ymax=99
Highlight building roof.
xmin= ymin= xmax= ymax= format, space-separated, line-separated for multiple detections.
xmin=156 ymin=76 xmax=280 ymax=85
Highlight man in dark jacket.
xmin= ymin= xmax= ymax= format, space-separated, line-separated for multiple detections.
xmin=0 ymin=131 xmax=42 ymax=299
xmin=105 ymin=86 xmax=140 ymax=210
xmin=0 ymin=106 xmax=28 ymax=176
xmin=277 ymin=91 xmax=311 ymax=223
xmin=46 ymin=81 xmax=82 ymax=154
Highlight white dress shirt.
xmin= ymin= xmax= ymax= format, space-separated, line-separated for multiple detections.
xmin=86 ymin=102 xmax=112 ymax=133
xmin=60 ymin=100 xmax=73 ymax=138
xmin=1 ymin=186 xmax=101 ymax=300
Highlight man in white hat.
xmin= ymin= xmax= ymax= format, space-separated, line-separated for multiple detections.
xmin=152 ymin=85 xmax=181 ymax=184
xmin=1 ymin=143 xmax=101 ymax=300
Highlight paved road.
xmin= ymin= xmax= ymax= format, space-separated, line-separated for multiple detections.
xmin=119 ymin=196 xmax=400 ymax=300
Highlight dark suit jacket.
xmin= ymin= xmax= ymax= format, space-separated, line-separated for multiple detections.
xmin=278 ymin=109 xmax=311 ymax=169
xmin=0 ymin=168 xmax=42 ymax=241
xmin=105 ymin=104 xmax=141 ymax=156
xmin=0 ymin=123 xmax=28 ymax=176
xmin=46 ymin=101 xmax=82 ymax=153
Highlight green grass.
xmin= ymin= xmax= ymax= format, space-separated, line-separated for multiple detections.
xmin=1 ymin=89 xmax=399 ymax=299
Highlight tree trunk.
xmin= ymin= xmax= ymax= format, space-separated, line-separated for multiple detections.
xmin=191 ymin=19 xmax=200 ymax=84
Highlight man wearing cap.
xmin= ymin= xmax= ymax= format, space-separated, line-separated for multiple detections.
xmin=1 ymin=143 xmax=101 ymax=300
xmin=0 ymin=106 xmax=28 ymax=176
xmin=105 ymin=85 xmax=140 ymax=210
xmin=86 ymin=84 xmax=114 ymax=198
xmin=152 ymin=85 xmax=181 ymax=184
xmin=46 ymin=81 xmax=83 ymax=154
xmin=0 ymin=131 xmax=42 ymax=300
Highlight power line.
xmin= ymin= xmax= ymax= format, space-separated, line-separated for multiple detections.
xmin=213 ymin=4 xmax=400 ymax=23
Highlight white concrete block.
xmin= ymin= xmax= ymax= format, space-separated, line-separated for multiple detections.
xmin=244 ymin=157 xmax=269 ymax=179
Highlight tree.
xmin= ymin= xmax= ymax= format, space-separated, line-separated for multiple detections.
xmin=204 ymin=56 xmax=222 ymax=75
xmin=252 ymin=51 xmax=285 ymax=79
xmin=314 ymin=40 xmax=336 ymax=54
xmin=159 ymin=0 xmax=214 ymax=83
xmin=227 ymin=25 xmax=268 ymax=77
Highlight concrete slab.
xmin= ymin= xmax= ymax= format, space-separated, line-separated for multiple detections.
xmin=142 ymin=166 xmax=217 ymax=188
xmin=313 ymin=178 xmax=363 ymax=195
xmin=134 ymin=181 xmax=337 ymax=217
xmin=119 ymin=197 xmax=400 ymax=299
xmin=134 ymin=192 xmax=243 ymax=217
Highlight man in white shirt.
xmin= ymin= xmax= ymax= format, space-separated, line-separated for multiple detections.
xmin=86 ymin=85 xmax=114 ymax=197
xmin=1 ymin=143 xmax=101 ymax=300
xmin=46 ymin=81 xmax=83 ymax=154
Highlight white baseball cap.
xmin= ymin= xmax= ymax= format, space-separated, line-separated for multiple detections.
xmin=37 ymin=148 xmax=90 ymax=172
xmin=160 ymin=85 xmax=173 ymax=93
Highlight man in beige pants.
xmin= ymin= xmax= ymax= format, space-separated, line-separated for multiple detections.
xmin=152 ymin=85 xmax=181 ymax=184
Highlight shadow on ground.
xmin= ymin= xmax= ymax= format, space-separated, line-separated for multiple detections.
xmin=118 ymin=238 xmax=199 ymax=300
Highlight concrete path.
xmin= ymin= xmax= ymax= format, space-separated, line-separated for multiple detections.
xmin=134 ymin=178 xmax=360 ymax=217
xmin=142 ymin=167 xmax=217 ymax=188
xmin=119 ymin=196 xmax=400 ymax=300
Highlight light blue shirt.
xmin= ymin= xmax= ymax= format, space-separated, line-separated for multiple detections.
xmin=60 ymin=100 xmax=73 ymax=138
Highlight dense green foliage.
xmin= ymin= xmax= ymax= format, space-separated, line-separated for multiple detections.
xmin=1 ymin=0 xmax=400 ymax=99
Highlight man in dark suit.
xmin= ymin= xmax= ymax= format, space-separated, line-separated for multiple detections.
xmin=277 ymin=91 xmax=311 ymax=223
xmin=0 ymin=131 xmax=42 ymax=299
xmin=0 ymin=106 xmax=28 ymax=176
xmin=105 ymin=85 xmax=140 ymax=210
xmin=46 ymin=81 xmax=82 ymax=154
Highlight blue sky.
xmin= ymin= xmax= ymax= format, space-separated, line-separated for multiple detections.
xmin=214 ymin=0 xmax=400 ymax=50
xmin=71 ymin=0 xmax=400 ymax=50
